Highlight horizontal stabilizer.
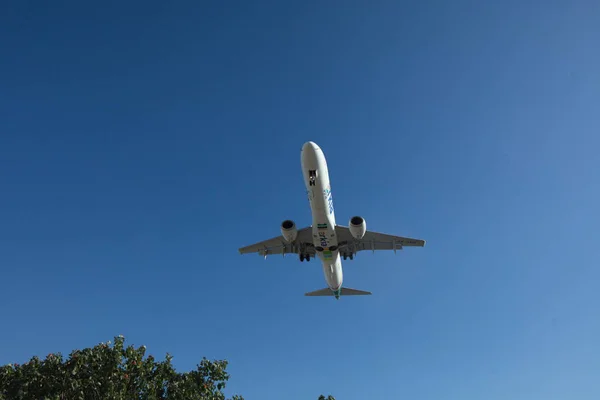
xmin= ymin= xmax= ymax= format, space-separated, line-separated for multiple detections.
xmin=340 ymin=287 xmax=372 ymax=296
xmin=304 ymin=288 xmax=332 ymax=296
xmin=304 ymin=287 xmax=372 ymax=296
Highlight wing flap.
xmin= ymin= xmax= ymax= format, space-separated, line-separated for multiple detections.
xmin=238 ymin=226 xmax=315 ymax=257
xmin=335 ymin=225 xmax=425 ymax=253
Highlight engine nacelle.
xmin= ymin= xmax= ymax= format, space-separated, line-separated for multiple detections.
xmin=281 ymin=219 xmax=298 ymax=242
xmin=349 ymin=216 xmax=366 ymax=239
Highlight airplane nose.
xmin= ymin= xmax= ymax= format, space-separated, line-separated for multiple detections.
xmin=302 ymin=141 xmax=320 ymax=152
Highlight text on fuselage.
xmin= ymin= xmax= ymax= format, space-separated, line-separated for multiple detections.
xmin=318 ymin=231 xmax=328 ymax=247
xmin=323 ymin=187 xmax=334 ymax=215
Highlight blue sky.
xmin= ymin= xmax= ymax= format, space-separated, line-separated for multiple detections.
xmin=1 ymin=0 xmax=599 ymax=398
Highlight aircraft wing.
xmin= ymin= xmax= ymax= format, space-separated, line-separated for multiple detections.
xmin=238 ymin=226 xmax=315 ymax=257
xmin=335 ymin=225 xmax=425 ymax=253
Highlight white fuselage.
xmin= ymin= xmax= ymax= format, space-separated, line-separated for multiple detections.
xmin=300 ymin=141 xmax=343 ymax=294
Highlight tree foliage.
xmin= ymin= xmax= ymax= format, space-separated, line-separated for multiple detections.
xmin=0 ymin=335 xmax=243 ymax=400
xmin=318 ymin=396 xmax=335 ymax=400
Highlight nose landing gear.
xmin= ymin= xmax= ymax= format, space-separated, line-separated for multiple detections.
xmin=308 ymin=169 xmax=317 ymax=186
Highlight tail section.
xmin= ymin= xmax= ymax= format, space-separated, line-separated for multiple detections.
xmin=304 ymin=288 xmax=333 ymax=296
xmin=339 ymin=287 xmax=372 ymax=296
xmin=305 ymin=287 xmax=372 ymax=298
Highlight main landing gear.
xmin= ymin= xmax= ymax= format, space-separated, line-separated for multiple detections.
xmin=300 ymin=253 xmax=311 ymax=262
xmin=342 ymin=253 xmax=354 ymax=260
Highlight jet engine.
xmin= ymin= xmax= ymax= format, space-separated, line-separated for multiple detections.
xmin=281 ymin=219 xmax=298 ymax=242
xmin=349 ymin=216 xmax=366 ymax=239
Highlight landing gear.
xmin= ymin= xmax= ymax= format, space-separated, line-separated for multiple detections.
xmin=299 ymin=253 xmax=311 ymax=262
xmin=343 ymin=253 xmax=354 ymax=260
xmin=308 ymin=170 xmax=317 ymax=186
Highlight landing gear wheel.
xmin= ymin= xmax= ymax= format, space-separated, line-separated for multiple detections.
xmin=306 ymin=254 xmax=310 ymax=262
xmin=349 ymin=253 xmax=354 ymax=260
xmin=300 ymin=254 xmax=305 ymax=262
xmin=343 ymin=254 xmax=347 ymax=260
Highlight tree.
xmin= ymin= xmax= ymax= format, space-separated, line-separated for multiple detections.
xmin=0 ymin=335 xmax=244 ymax=400
xmin=318 ymin=396 xmax=335 ymax=400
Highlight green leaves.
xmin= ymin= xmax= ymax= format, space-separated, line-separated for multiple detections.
xmin=0 ymin=335 xmax=244 ymax=400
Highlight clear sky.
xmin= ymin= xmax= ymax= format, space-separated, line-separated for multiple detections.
xmin=1 ymin=0 xmax=599 ymax=399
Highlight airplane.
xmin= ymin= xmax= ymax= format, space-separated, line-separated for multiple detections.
xmin=238 ymin=141 xmax=425 ymax=299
